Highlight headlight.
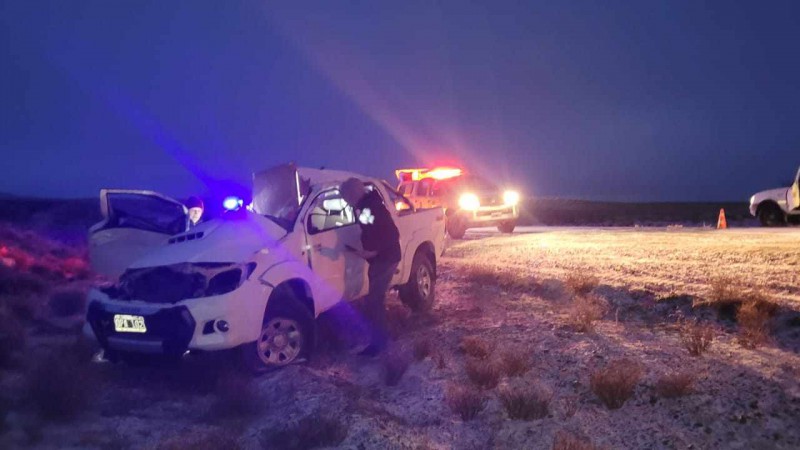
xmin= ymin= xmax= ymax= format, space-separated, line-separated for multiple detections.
xmin=458 ymin=193 xmax=480 ymax=210
xmin=503 ymin=190 xmax=520 ymax=206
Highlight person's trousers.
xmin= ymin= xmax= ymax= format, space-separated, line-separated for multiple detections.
xmin=365 ymin=260 xmax=399 ymax=349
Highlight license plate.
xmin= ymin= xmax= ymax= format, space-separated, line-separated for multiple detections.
xmin=114 ymin=314 xmax=147 ymax=333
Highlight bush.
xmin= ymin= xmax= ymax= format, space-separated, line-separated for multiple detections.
xmin=459 ymin=336 xmax=491 ymax=359
xmin=154 ymin=428 xmax=241 ymax=450
xmin=564 ymin=272 xmax=599 ymax=296
xmin=655 ymin=371 xmax=694 ymax=398
xmin=383 ymin=346 xmax=411 ymax=386
xmin=737 ymin=296 xmax=775 ymax=348
xmin=500 ymin=350 xmax=530 ymax=377
xmin=260 ymin=412 xmax=348 ymax=450
xmin=48 ymin=288 xmax=86 ymax=317
xmin=211 ymin=371 xmax=262 ymax=418
xmin=0 ymin=307 xmax=25 ymax=367
xmin=25 ymin=347 xmax=95 ymax=420
xmin=465 ymin=358 xmax=501 ymax=389
xmin=446 ymin=385 xmax=487 ymax=421
xmin=552 ymin=430 xmax=600 ymax=450
xmin=589 ymin=358 xmax=643 ymax=410
xmin=499 ymin=384 xmax=551 ymax=420
xmin=680 ymin=321 xmax=714 ymax=356
xmin=568 ymin=295 xmax=607 ymax=332
xmin=413 ymin=338 xmax=433 ymax=361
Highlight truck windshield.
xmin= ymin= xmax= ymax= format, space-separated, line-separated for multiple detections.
xmin=252 ymin=164 xmax=311 ymax=231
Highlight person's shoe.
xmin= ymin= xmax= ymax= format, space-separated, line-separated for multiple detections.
xmin=358 ymin=343 xmax=385 ymax=358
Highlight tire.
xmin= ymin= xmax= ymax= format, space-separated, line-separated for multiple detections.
xmin=758 ymin=204 xmax=786 ymax=227
xmin=446 ymin=216 xmax=467 ymax=239
xmin=497 ymin=220 xmax=517 ymax=234
xmin=399 ymin=252 xmax=436 ymax=313
xmin=241 ymin=298 xmax=314 ymax=373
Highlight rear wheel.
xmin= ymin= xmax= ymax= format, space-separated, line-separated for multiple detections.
xmin=758 ymin=204 xmax=785 ymax=227
xmin=399 ymin=252 xmax=436 ymax=313
xmin=497 ymin=220 xmax=517 ymax=234
xmin=446 ymin=216 xmax=467 ymax=239
xmin=241 ymin=299 xmax=314 ymax=373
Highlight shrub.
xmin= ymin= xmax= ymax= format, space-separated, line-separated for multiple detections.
xmin=499 ymin=383 xmax=551 ymax=420
xmin=655 ymin=371 xmax=695 ymax=398
xmin=737 ymin=296 xmax=775 ymax=348
xmin=25 ymin=347 xmax=95 ymax=420
xmin=500 ymin=350 xmax=530 ymax=377
xmin=446 ymin=385 xmax=487 ymax=421
xmin=564 ymin=272 xmax=599 ymax=296
xmin=260 ymin=412 xmax=348 ymax=450
xmin=413 ymin=338 xmax=433 ymax=361
xmin=383 ymin=346 xmax=411 ymax=386
xmin=589 ymin=358 xmax=643 ymax=410
xmin=459 ymin=336 xmax=491 ymax=359
xmin=155 ymin=428 xmax=241 ymax=450
xmin=0 ymin=307 xmax=25 ymax=367
xmin=465 ymin=358 xmax=501 ymax=389
xmin=680 ymin=321 xmax=714 ymax=356
xmin=568 ymin=295 xmax=606 ymax=332
xmin=48 ymin=288 xmax=86 ymax=317
xmin=211 ymin=370 xmax=262 ymax=418
xmin=552 ymin=430 xmax=600 ymax=450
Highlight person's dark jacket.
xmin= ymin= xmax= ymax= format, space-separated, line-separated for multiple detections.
xmin=356 ymin=190 xmax=401 ymax=264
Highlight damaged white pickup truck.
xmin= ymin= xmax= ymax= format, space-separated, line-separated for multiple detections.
xmin=85 ymin=164 xmax=446 ymax=371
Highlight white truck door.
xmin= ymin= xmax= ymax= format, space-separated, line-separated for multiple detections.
xmin=89 ymin=189 xmax=188 ymax=279
xmin=790 ymin=166 xmax=800 ymax=211
xmin=303 ymin=189 xmax=368 ymax=304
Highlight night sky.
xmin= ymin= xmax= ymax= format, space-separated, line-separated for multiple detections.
xmin=2 ymin=1 xmax=799 ymax=202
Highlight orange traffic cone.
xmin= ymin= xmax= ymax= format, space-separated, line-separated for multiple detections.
xmin=717 ymin=208 xmax=727 ymax=229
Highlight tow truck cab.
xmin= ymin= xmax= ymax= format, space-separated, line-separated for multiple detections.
xmin=396 ymin=167 xmax=520 ymax=239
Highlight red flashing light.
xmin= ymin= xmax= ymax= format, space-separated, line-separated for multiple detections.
xmin=396 ymin=167 xmax=463 ymax=182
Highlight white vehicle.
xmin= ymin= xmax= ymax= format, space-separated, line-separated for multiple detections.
xmin=85 ymin=164 xmax=445 ymax=370
xmin=749 ymin=165 xmax=800 ymax=226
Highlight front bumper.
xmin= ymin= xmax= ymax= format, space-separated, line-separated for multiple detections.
xmin=462 ymin=205 xmax=519 ymax=227
xmin=84 ymin=281 xmax=269 ymax=356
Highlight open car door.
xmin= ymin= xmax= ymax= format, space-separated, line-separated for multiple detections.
xmin=790 ymin=167 xmax=800 ymax=211
xmin=89 ymin=189 xmax=188 ymax=279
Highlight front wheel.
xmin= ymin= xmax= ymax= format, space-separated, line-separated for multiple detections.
xmin=758 ymin=204 xmax=786 ymax=227
xmin=497 ymin=220 xmax=517 ymax=234
xmin=446 ymin=216 xmax=467 ymax=239
xmin=241 ymin=300 xmax=314 ymax=373
xmin=399 ymin=252 xmax=436 ymax=313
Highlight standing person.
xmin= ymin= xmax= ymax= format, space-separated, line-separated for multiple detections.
xmin=340 ymin=178 xmax=401 ymax=356
xmin=186 ymin=196 xmax=205 ymax=228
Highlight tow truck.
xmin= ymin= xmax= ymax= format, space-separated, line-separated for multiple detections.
xmin=396 ymin=167 xmax=520 ymax=239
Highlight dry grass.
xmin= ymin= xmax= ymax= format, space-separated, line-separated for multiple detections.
xmin=564 ymin=272 xmax=599 ymax=296
xmin=48 ymin=288 xmax=86 ymax=317
xmin=679 ymin=320 xmax=714 ymax=356
xmin=412 ymin=338 xmax=433 ymax=361
xmin=498 ymin=383 xmax=551 ymax=420
xmin=465 ymin=358 xmax=501 ymax=389
xmin=154 ymin=428 xmax=241 ymax=450
xmin=460 ymin=264 xmax=537 ymax=292
xmin=500 ymin=350 xmax=530 ymax=377
xmin=210 ymin=370 xmax=263 ymax=418
xmin=567 ymin=295 xmax=607 ymax=332
xmin=459 ymin=336 xmax=492 ymax=359
xmin=736 ymin=294 xmax=777 ymax=348
xmin=0 ymin=306 xmax=25 ymax=368
xmin=446 ymin=385 xmax=487 ymax=421
xmin=655 ymin=371 xmax=695 ymax=398
xmin=260 ymin=412 xmax=348 ymax=450
xmin=25 ymin=346 xmax=96 ymax=420
xmin=589 ymin=358 xmax=643 ymax=410
xmin=552 ymin=430 xmax=601 ymax=450
xmin=383 ymin=346 xmax=411 ymax=386
xmin=561 ymin=395 xmax=579 ymax=419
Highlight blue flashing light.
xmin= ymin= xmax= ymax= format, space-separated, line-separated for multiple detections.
xmin=223 ymin=196 xmax=243 ymax=211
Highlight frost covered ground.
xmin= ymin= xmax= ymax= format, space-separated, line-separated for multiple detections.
xmin=1 ymin=226 xmax=799 ymax=449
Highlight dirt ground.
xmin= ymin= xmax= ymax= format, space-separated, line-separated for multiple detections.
xmin=2 ymin=226 xmax=799 ymax=449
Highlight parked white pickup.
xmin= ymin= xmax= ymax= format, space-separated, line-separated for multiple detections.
xmin=84 ymin=164 xmax=446 ymax=371
xmin=749 ymin=165 xmax=800 ymax=226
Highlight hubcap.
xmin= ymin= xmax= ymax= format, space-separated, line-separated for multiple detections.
xmin=417 ymin=265 xmax=431 ymax=299
xmin=257 ymin=317 xmax=303 ymax=366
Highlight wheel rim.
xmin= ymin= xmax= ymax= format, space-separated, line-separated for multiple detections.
xmin=417 ymin=264 xmax=432 ymax=299
xmin=257 ymin=317 xmax=303 ymax=366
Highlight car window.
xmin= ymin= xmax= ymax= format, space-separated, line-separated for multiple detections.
xmin=306 ymin=189 xmax=355 ymax=234
xmin=417 ymin=179 xmax=432 ymax=197
xmin=381 ymin=181 xmax=414 ymax=214
xmin=398 ymin=182 xmax=413 ymax=196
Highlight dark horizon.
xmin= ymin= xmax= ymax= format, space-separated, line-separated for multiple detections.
xmin=2 ymin=1 xmax=799 ymax=202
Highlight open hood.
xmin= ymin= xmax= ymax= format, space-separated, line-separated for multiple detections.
xmin=128 ymin=213 xmax=285 ymax=269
